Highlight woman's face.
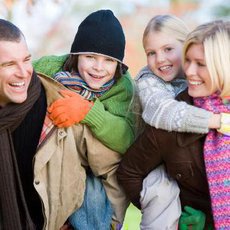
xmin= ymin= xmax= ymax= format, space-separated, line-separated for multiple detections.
xmin=144 ymin=31 xmax=183 ymax=82
xmin=77 ymin=53 xmax=117 ymax=89
xmin=184 ymin=43 xmax=218 ymax=98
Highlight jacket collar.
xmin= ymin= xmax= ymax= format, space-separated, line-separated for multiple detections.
xmin=38 ymin=73 xmax=68 ymax=105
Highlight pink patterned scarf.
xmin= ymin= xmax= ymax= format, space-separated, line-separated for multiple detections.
xmin=194 ymin=92 xmax=230 ymax=229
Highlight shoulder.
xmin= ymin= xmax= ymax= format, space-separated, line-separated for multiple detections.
xmin=176 ymin=88 xmax=192 ymax=104
xmin=135 ymin=66 xmax=157 ymax=81
xmin=135 ymin=66 xmax=162 ymax=88
xmin=115 ymin=71 xmax=135 ymax=91
xmin=38 ymin=73 xmax=67 ymax=102
xmin=33 ymin=54 xmax=68 ymax=66
xmin=33 ymin=54 xmax=68 ymax=76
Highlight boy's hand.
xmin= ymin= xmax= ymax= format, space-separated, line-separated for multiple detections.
xmin=179 ymin=206 xmax=206 ymax=230
xmin=48 ymin=90 xmax=93 ymax=127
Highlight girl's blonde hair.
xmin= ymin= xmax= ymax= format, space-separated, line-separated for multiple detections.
xmin=183 ymin=20 xmax=230 ymax=98
xmin=142 ymin=14 xmax=189 ymax=47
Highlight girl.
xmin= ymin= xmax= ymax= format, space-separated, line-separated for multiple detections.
xmin=137 ymin=14 xmax=221 ymax=134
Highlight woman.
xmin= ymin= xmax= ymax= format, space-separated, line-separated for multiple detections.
xmin=117 ymin=20 xmax=230 ymax=229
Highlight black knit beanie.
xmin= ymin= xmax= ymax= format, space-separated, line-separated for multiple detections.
xmin=71 ymin=9 xmax=127 ymax=67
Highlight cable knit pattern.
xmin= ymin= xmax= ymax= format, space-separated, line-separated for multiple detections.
xmin=194 ymin=93 xmax=230 ymax=230
xmin=136 ymin=66 xmax=212 ymax=133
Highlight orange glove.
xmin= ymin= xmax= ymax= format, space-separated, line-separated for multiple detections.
xmin=48 ymin=90 xmax=93 ymax=127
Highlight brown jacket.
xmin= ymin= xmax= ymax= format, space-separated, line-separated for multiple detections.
xmin=36 ymin=75 xmax=127 ymax=229
xmin=117 ymin=90 xmax=214 ymax=226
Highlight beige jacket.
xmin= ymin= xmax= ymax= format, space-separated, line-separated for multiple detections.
xmin=34 ymin=75 xmax=126 ymax=229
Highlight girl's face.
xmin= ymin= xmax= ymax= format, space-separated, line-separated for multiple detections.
xmin=77 ymin=54 xmax=118 ymax=89
xmin=184 ymin=43 xmax=217 ymax=98
xmin=144 ymin=31 xmax=183 ymax=82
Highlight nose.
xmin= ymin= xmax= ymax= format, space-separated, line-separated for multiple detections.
xmin=184 ymin=62 xmax=196 ymax=77
xmin=156 ymin=52 xmax=166 ymax=64
xmin=93 ymin=60 xmax=104 ymax=71
xmin=16 ymin=63 xmax=31 ymax=78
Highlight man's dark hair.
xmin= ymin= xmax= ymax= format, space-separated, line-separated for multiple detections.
xmin=0 ymin=19 xmax=24 ymax=42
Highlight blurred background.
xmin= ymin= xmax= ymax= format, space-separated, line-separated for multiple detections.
xmin=1 ymin=0 xmax=229 ymax=77
xmin=1 ymin=0 xmax=229 ymax=229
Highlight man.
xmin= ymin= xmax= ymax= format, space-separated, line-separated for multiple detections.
xmin=0 ymin=19 xmax=117 ymax=230
xmin=0 ymin=18 xmax=87 ymax=230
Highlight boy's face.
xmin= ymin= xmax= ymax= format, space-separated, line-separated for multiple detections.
xmin=77 ymin=53 xmax=117 ymax=89
xmin=144 ymin=31 xmax=183 ymax=82
xmin=0 ymin=38 xmax=33 ymax=107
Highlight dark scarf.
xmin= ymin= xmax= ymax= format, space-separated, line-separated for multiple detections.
xmin=0 ymin=71 xmax=41 ymax=230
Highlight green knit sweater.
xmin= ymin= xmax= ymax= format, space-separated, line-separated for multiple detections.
xmin=33 ymin=55 xmax=136 ymax=154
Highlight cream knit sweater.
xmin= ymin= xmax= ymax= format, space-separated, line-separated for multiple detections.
xmin=136 ymin=66 xmax=212 ymax=133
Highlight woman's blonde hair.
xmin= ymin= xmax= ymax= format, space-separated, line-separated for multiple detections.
xmin=142 ymin=14 xmax=189 ymax=47
xmin=183 ymin=20 xmax=230 ymax=98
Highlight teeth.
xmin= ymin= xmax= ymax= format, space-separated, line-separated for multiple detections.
xmin=189 ymin=80 xmax=202 ymax=86
xmin=91 ymin=74 xmax=103 ymax=79
xmin=10 ymin=82 xmax=25 ymax=87
xmin=159 ymin=66 xmax=171 ymax=71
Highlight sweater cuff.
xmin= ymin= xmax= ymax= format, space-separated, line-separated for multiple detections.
xmin=184 ymin=106 xmax=212 ymax=134
xmin=81 ymin=99 xmax=104 ymax=128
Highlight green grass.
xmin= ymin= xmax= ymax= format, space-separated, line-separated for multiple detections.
xmin=123 ymin=204 xmax=141 ymax=230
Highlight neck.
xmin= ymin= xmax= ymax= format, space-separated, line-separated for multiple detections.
xmin=0 ymin=100 xmax=8 ymax=108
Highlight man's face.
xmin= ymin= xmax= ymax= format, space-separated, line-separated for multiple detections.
xmin=0 ymin=37 xmax=33 ymax=107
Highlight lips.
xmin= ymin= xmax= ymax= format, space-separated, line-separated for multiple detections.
xmin=9 ymin=82 xmax=25 ymax=87
xmin=158 ymin=65 xmax=173 ymax=76
xmin=89 ymin=74 xmax=104 ymax=79
xmin=188 ymin=80 xmax=203 ymax=86
xmin=159 ymin=65 xmax=172 ymax=71
xmin=8 ymin=81 xmax=27 ymax=93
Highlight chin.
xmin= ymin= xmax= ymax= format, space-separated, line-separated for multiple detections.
xmin=162 ymin=74 xmax=176 ymax=82
xmin=91 ymin=85 xmax=101 ymax=90
xmin=188 ymin=89 xmax=197 ymax=98
xmin=188 ymin=91 xmax=203 ymax=98
xmin=14 ymin=95 xmax=28 ymax=104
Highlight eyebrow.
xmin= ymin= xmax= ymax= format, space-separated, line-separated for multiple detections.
xmin=0 ymin=54 xmax=32 ymax=67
